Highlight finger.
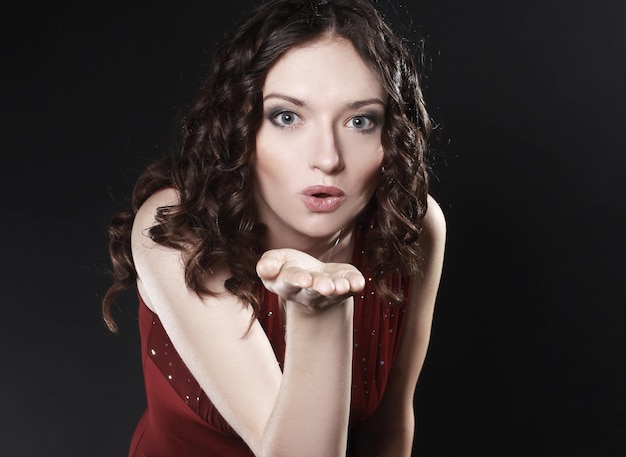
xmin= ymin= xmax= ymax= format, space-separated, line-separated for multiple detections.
xmin=323 ymin=265 xmax=365 ymax=294
xmin=256 ymin=251 xmax=285 ymax=280
xmin=309 ymin=272 xmax=357 ymax=296
xmin=330 ymin=276 xmax=351 ymax=296
xmin=280 ymin=265 xmax=314 ymax=289
xmin=309 ymin=273 xmax=337 ymax=296
xmin=345 ymin=270 xmax=366 ymax=293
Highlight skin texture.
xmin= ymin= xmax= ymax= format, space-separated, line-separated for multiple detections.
xmin=131 ymin=36 xmax=446 ymax=457
xmin=254 ymin=37 xmax=385 ymax=261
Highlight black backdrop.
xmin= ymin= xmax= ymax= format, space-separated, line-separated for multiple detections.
xmin=2 ymin=1 xmax=625 ymax=456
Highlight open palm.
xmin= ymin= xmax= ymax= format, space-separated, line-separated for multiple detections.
xmin=256 ymin=248 xmax=365 ymax=313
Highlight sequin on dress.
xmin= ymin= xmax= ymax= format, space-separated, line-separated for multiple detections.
xmin=128 ymin=226 xmax=411 ymax=457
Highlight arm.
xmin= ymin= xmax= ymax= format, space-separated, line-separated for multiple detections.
xmin=351 ymin=195 xmax=447 ymax=456
xmin=132 ymin=188 xmax=363 ymax=457
xmin=257 ymin=249 xmax=363 ymax=456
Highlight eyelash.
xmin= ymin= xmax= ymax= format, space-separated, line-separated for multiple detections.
xmin=266 ymin=109 xmax=381 ymax=133
xmin=346 ymin=114 xmax=379 ymax=133
xmin=269 ymin=110 xmax=301 ymax=128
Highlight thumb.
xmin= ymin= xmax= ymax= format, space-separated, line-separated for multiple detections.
xmin=256 ymin=251 xmax=283 ymax=280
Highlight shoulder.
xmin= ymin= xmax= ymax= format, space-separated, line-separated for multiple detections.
xmin=130 ymin=187 xmax=229 ymax=302
xmin=406 ymin=194 xmax=446 ymax=272
xmin=131 ymin=188 xmax=186 ymax=312
xmin=132 ymin=187 xmax=182 ymax=247
xmin=401 ymin=194 xmax=445 ymax=337
xmin=354 ymin=195 xmax=446 ymax=432
xmin=132 ymin=187 xmax=180 ymax=235
xmin=420 ymin=194 xmax=446 ymax=247
xmin=393 ymin=194 xmax=446 ymax=388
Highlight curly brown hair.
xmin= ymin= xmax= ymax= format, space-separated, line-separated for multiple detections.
xmin=102 ymin=0 xmax=431 ymax=332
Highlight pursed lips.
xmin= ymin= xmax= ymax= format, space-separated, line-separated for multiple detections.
xmin=301 ymin=185 xmax=345 ymax=212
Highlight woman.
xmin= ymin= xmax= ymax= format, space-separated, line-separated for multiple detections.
xmin=103 ymin=0 xmax=446 ymax=456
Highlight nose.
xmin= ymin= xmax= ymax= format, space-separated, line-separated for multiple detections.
xmin=308 ymin=124 xmax=344 ymax=174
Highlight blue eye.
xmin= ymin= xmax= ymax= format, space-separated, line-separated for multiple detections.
xmin=347 ymin=115 xmax=375 ymax=130
xmin=271 ymin=111 xmax=301 ymax=127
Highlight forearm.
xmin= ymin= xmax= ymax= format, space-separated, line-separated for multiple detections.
xmin=262 ymin=298 xmax=354 ymax=457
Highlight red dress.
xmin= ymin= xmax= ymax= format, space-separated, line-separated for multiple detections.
xmin=129 ymin=227 xmax=411 ymax=456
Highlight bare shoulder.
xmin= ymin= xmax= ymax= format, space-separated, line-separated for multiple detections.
xmin=128 ymin=187 xmax=283 ymax=454
xmin=409 ymin=193 xmax=445 ymax=306
xmin=130 ymin=187 xmax=194 ymax=312
xmin=420 ymin=194 xmax=447 ymax=248
xmin=384 ymin=194 xmax=445 ymax=391
xmin=352 ymin=195 xmax=446 ymax=435
xmin=132 ymin=187 xmax=180 ymax=239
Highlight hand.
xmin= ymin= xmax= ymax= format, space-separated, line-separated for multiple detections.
xmin=256 ymin=248 xmax=365 ymax=313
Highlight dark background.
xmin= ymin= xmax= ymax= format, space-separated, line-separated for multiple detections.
xmin=2 ymin=1 xmax=625 ymax=456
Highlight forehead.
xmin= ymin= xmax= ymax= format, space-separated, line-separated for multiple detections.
xmin=262 ymin=37 xmax=385 ymax=103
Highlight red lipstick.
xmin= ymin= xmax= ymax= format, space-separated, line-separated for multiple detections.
xmin=301 ymin=186 xmax=345 ymax=212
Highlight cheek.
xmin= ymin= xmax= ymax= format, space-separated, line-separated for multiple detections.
xmin=253 ymin=140 xmax=295 ymax=196
xmin=359 ymin=149 xmax=384 ymax=187
xmin=253 ymin=134 xmax=277 ymax=179
xmin=364 ymin=167 xmax=382 ymax=197
xmin=348 ymin=157 xmax=383 ymax=206
xmin=254 ymin=128 xmax=294 ymax=172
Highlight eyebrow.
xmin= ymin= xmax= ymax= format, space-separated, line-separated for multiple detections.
xmin=262 ymin=93 xmax=386 ymax=109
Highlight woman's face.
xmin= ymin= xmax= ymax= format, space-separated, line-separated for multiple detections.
xmin=253 ymin=36 xmax=385 ymax=251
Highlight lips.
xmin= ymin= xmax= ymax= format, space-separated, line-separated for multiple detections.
xmin=301 ymin=186 xmax=345 ymax=212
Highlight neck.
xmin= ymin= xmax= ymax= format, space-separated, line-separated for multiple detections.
xmin=313 ymin=223 xmax=356 ymax=263
xmin=325 ymin=228 xmax=343 ymax=262
xmin=263 ymin=223 xmax=356 ymax=263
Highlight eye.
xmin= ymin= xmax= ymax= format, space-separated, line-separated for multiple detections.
xmin=346 ymin=115 xmax=376 ymax=131
xmin=271 ymin=110 xmax=302 ymax=127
